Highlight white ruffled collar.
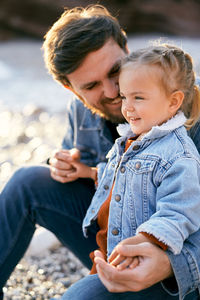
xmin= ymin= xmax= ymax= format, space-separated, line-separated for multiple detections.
xmin=117 ymin=111 xmax=187 ymax=140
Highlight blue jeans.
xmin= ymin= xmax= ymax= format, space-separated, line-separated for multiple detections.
xmin=0 ymin=166 xmax=199 ymax=300
xmin=58 ymin=274 xmax=199 ymax=300
xmin=0 ymin=166 xmax=98 ymax=293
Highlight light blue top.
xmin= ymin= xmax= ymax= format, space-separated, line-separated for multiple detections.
xmin=83 ymin=112 xmax=200 ymax=257
xmin=62 ymin=82 xmax=200 ymax=298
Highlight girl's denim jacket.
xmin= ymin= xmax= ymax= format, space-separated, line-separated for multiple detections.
xmin=83 ymin=112 xmax=200 ymax=297
xmin=63 ymin=96 xmax=200 ymax=299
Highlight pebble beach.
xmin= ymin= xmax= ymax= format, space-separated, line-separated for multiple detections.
xmin=0 ymin=105 xmax=89 ymax=299
xmin=0 ymin=35 xmax=200 ymax=299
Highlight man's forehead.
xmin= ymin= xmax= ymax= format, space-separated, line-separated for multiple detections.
xmin=67 ymin=38 xmax=126 ymax=88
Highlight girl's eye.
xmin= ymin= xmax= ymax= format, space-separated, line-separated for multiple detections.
xmin=135 ymin=96 xmax=144 ymax=100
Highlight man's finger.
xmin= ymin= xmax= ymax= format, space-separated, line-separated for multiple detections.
xmin=69 ymin=148 xmax=80 ymax=160
xmin=95 ymin=256 xmax=132 ymax=281
xmin=96 ymin=264 xmax=125 ymax=293
xmin=96 ymin=261 xmax=136 ymax=293
xmin=50 ymin=172 xmax=68 ymax=183
xmin=108 ymin=248 xmax=119 ymax=263
xmin=94 ymin=250 xmax=104 ymax=259
xmin=54 ymin=151 xmax=72 ymax=162
xmin=117 ymin=242 xmax=153 ymax=257
xmin=110 ymin=254 xmax=126 ymax=267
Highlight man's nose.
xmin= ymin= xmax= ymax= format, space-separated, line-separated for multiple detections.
xmin=103 ymin=79 xmax=119 ymax=99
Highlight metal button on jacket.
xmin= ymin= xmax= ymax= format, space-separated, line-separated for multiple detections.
xmin=111 ymin=228 xmax=119 ymax=235
xmin=132 ymin=145 xmax=140 ymax=150
xmin=104 ymin=185 xmax=109 ymax=190
xmin=115 ymin=194 xmax=121 ymax=202
xmin=135 ymin=162 xmax=141 ymax=169
xmin=120 ymin=166 xmax=126 ymax=173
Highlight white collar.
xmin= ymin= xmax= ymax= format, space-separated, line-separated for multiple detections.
xmin=117 ymin=111 xmax=187 ymax=140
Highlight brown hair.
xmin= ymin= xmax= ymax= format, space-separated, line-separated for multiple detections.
xmin=121 ymin=44 xmax=200 ymax=128
xmin=43 ymin=4 xmax=127 ymax=86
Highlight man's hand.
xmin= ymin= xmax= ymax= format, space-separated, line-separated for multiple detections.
xmin=108 ymin=234 xmax=150 ymax=270
xmin=49 ymin=148 xmax=80 ymax=183
xmin=94 ymin=242 xmax=173 ymax=293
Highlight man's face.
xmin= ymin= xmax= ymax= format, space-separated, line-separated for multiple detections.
xmin=67 ymin=38 xmax=127 ymax=123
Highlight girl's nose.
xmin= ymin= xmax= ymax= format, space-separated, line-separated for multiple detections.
xmin=125 ymin=101 xmax=135 ymax=112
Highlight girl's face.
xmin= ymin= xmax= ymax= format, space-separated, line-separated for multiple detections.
xmin=119 ymin=64 xmax=174 ymax=136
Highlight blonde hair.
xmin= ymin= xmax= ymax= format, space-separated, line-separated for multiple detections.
xmin=121 ymin=44 xmax=200 ymax=128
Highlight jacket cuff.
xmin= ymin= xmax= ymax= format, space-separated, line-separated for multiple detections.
xmin=164 ymin=247 xmax=199 ymax=299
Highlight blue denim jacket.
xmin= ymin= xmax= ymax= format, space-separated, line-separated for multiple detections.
xmin=83 ymin=112 xmax=200 ymax=255
xmin=63 ymin=96 xmax=200 ymax=299
xmin=62 ymin=97 xmax=113 ymax=167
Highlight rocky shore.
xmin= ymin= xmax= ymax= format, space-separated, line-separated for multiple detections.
xmin=0 ymin=104 xmax=89 ymax=299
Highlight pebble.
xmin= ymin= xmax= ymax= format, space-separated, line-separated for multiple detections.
xmin=0 ymin=104 xmax=89 ymax=299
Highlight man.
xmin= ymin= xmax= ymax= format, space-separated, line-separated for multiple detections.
xmin=0 ymin=5 xmax=199 ymax=299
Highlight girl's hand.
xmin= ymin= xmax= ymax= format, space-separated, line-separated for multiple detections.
xmin=108 ymin=234 xmax=150 ymax=266
xmin=110 ymin=254 xmax=139 ymax=270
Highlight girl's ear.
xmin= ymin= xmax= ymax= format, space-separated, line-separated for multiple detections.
xmin=169 ymin=90 xmax=184 ymax=113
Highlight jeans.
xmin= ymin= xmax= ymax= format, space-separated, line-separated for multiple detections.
xmin=58 ymin=274 xmax=199 ymax=300
xmin=0 ymin=166 xmax=199 ymax=300
xmin=0 ymin=166 xmax=97 ymax=294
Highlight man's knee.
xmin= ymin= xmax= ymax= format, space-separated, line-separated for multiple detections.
xmin=1 ymin=166 xmax=51 ymax=205
xmin=8 ymin=166 xmax=51 ymax=189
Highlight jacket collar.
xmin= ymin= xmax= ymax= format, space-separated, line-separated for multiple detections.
xmin=117 ymin=111 xmax=187 ymax=141
xmin=79 ymin=108 xmax=103 ymax=131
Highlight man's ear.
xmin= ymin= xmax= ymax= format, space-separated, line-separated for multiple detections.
xmin=125 ymin=43 xmax=130 ymax=54
xmin=63 ymin=84 xmax=73 ymax=92
xmin=63 ymin=84 xmax=82 ymax=100
xmin=169 ymin=90 xmax=184 ymax=113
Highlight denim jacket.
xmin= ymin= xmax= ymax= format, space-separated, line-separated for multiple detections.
xmin=63 ymin=96 xmax=200 ymax=299
xmin=83 ymin=112 xmax=200 ymax=255
xmin=62 ymin=97 xmax=113 ymax=166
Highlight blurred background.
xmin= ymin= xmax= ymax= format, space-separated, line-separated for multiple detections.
xmin=0 ymin=0 xmax=200 ymax=113
xmin=1 ymin=0 xmax=200 ymax=188
xmin=1 ymin=0 xmax=200 ymax=39
xmin=0 ymin=1 xmax=200 ymax=298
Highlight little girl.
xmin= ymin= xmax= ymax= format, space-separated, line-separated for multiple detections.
xmin=67 ymin=43 xmax=200 ymax=272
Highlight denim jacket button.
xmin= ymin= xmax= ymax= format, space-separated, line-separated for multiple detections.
xmin=115 ymin=194 xmax=121 ymax=202
xmin=111 ymin=228 xmax=119 ymax=235
xmin=132 ymin=145 xmax=140 ymax=150
xmin=104 ymin=184 xmax=109 ymax=190
xmin=135 ymin=162 xmax=141 ymax=169
xmin=120 ymin=166 xmax=126 ymax=173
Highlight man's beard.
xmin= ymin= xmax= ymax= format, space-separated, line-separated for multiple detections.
xmin=81 ymin=97 xmax=126 ymax=124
